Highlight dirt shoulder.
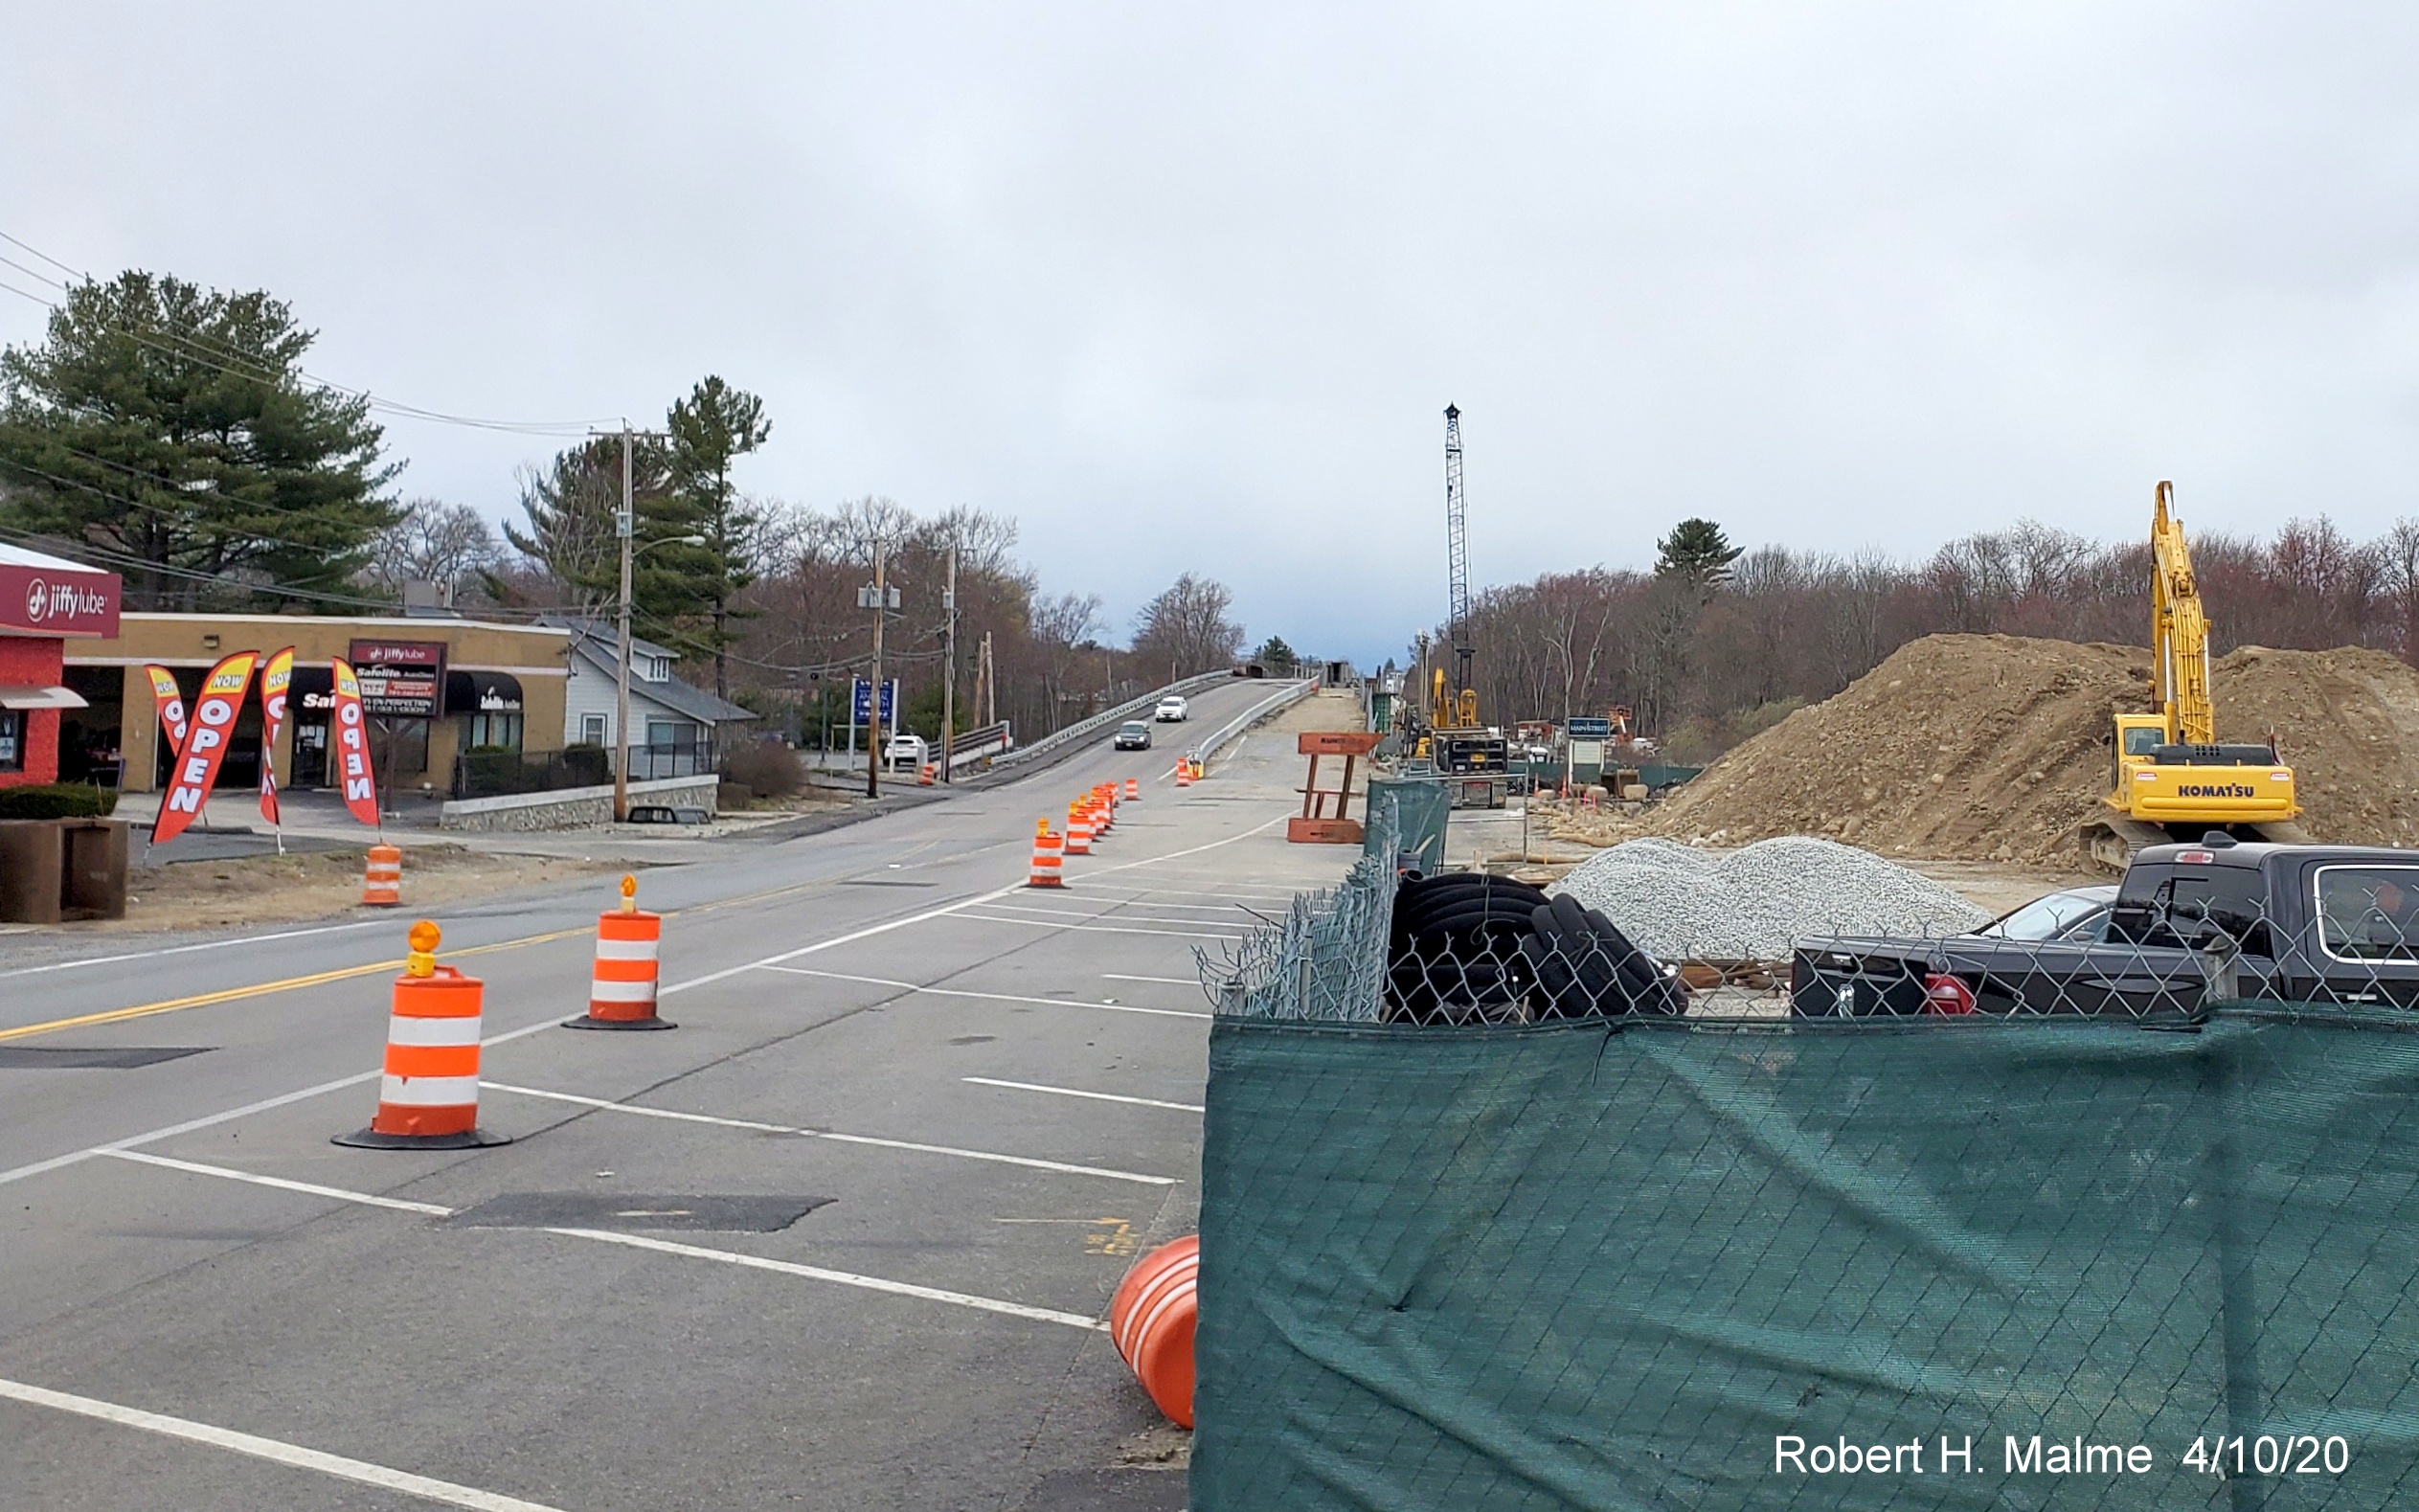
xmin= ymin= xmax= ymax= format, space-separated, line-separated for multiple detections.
xmin=112 ymin=845 xmax=621 ymax=934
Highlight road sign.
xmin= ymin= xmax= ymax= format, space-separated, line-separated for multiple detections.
xmin=851 ymin=678 xmax=899 ymax=724
xmin=1567 ymin=716 xmax=1613 ymax=739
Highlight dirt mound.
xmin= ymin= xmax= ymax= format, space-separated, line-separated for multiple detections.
xmin=1647 ymin=634 xmax=2419 ymax=862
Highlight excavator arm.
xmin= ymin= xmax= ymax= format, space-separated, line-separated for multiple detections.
xmin=2149 ymin=481 xmax=2215 ymax=745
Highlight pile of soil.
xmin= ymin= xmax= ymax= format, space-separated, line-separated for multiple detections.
xmin=1647 ymin=634 xmax=2419 ymax=863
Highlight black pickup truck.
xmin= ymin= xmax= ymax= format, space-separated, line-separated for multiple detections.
xmin=1791 ymin=838 xmax=2419 ymax=1018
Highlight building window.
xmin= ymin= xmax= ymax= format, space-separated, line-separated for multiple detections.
xmin=0 ymin=710 xmax=20 ymax=772
xmin=580 ymin=713 xmax=607 ymax=746
xmin=646 ymin=719 xmax=678 ymax=753
xmin=465 ymin=711 xmax=523 ymax=752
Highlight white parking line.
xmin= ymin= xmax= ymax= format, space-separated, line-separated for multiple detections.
xmin=0 ymin=1376 xmax=569 ymax=1512
xmin=99 ymin=1148 xmax=455 ymax=1214
xmin=481 ymin=1080 xmax=1176 ymax=1185
xmin=766 ymin=967 xmax=1210 ymax=1021
xmin=963 ymin=1077 xmax=1204 ymax=1114
xmin=547 ymin=1228 xmax=1106 ymax=1331
xmin=103 ymin=1151 xmax=1110 ymax=1332
xmin=953 ymin=912 xmax=1242 ymax=940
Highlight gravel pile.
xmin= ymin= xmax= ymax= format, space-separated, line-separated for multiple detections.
xmin=1549 ymin=836 xmax=1988 ymax=959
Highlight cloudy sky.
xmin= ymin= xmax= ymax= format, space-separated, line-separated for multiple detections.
xmin=5 ymin=5 xmax=2415 ymax=665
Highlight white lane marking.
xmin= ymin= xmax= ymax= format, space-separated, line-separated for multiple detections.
xmin=98 ymin=1149 xmax=456 ymax=1215
xmin=543 ymin=1227 xmax=1107 ymax=1332
xmin=480 ymin=1081 xmax=1175 ymax=1185
xmin=1102 ymin=974 xmax=1201 ymax=985
xmin=963 ymin=1077 xmax=1205 ymax=1114
xmin=0 ymin=816 xmax=1279 ymax=1191
xmin=967 ymin=900 xmax=1249 ymax=930
xmin=1065 ymin=899 xmax=1277 ymax=915
xmin=95 ymin=1152 xmax=1113 ymax=1333
xmin=654 ymin=882 xmax=1026 ymax=997
xmin=0 ymin=920 xmax=386 ymax=982
xmin=0 ymin=1376 xmax=568 ymax=1512
xmin=953 ymin=912 xmax=1242 ymax=941
xmin=767 ymin=967 xmax=1210 ymax=1022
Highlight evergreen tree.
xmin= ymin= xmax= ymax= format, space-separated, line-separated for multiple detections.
xmin=501 ymin=435 xmax=710 ymax=650
xmin=666 ymin=375 xmax=771 ymax=698
xmin=1254 ymin=635 xmax=1298 ymax=671
xmin=0 ymin=271 xmax=399 ymax=609
xmin=1654 ymin=517 xmax=1742 ymax=593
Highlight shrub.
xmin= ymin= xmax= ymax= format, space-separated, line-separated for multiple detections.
xmin=0 ymin=782 xmax=120 ymax=820
xmin=723 ymin=738 xmax=805 ymax=799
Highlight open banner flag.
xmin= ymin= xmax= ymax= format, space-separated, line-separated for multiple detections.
xmin=152 ymin=650 xmax=259 ymax=846
xmin=257 ymin=646 xmax=294 ymax=825
xmin=143 ymin=664 xmax=189 ymax=753
xmin=329 ymin=656 xmax=380 ymax=827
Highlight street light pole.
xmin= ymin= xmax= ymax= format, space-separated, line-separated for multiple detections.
xmin=939 ymin=538 xmax=958 ymax=785
xmin=865 ymin=538 xmax=888 ymax=800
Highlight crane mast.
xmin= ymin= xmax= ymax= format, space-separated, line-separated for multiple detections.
xmin=1437 ymin=403 xmax=1478 ymax=729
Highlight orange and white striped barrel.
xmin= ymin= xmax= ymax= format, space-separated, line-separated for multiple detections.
xmin=1175 ymin=758 xmax=1194 ymax=787
xmin=1110 ymin=1236 xmax=1199 ymax=1428
xmin=1065 ymin=804 xmax=1093 ymax=855
xmin=362 ymin=844 xmax=401 ymax=907
xmin=1029 ymin=820 xmax=1064 ymax=888
xmin=918 ymin=762 xmax=938 ymax=786
xmin=568 ymin=876 xmax=675 ymax=1031
xmin=1125 ymin=778 xmax=1140 ymax=802
xmin=333 ymin=922 xmax=510 ymax=1150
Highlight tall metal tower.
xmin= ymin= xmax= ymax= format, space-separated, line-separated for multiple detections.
xmin=1442 ymin=404 xmax=1476 ymax=725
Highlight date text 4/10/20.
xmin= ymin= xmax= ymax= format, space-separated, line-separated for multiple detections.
xmin=2186 ymin=1436 xmax=2350 ymax=1476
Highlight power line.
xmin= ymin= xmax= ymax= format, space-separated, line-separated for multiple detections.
xmin=0 ymin=229 xmax=617 ymax=438
xmin=0 ymin=455 xmax=384 ymax=564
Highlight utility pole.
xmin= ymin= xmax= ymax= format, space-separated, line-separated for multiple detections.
xmin=982 ymin=632 xmax=995 ymax=727
xmin=862 ymin=539 xmax=895 ymax=799
xmin=939 ymin=538 xmax=958 ymax=784
xmin=615 ymin=424 xmax=635 ymax=824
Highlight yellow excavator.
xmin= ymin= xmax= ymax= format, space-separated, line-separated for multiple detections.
xmin=2090 ymin=481 xmax=2300 ymax=866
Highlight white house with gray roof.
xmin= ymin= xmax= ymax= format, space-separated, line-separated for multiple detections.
xmin=545 ymin=618 xmax=757 ymax=779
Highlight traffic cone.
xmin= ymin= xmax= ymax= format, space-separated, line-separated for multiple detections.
xmin=1125 ymin=778 xmax=1140 ymax=802
xmin=361 ymin=844 xmax=402 ymax=907
xmin=1111 ymin=1236 xmax=1199 ymax=1429
xmin=1066 ymin=803 xmax=1093 ymax=855
xmin=1175 ymin=758 xmax=1194 ymax=787
xmin=567 ymin=874 xmax=674 ymax=1031
xmin=1028 ymin=820 xmax=1065 ymax=888
xmin=334 ymin=921 xmax=510 ymax=1149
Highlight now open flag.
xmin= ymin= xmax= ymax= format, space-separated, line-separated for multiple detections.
xmin=257 ymin=646 xmax=294 ymax=825
xmin=152 ymin=651 xmax=259 ymax=846
xmin=143 ymin=664 xmax=188 ymax=752
xmin=329 ymin=656 xmax=380 ymax=826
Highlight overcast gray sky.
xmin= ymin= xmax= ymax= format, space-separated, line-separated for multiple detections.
xmin=6 ymin=5 xmax=2415 ymax=665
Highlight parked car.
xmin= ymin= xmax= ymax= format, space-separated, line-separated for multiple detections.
xmin=1790 ymin=840 xmax=2419 ymax=1018
xmin=884 ymin=733 xmax=930 ymax=772
xmin=1155 ymin=695 xmax=1189 ymax=722
xmin=1114 ymin=720 xmax=1154 ymax=751
xmin=1970 ymin=885 xmax=2118 ymax=943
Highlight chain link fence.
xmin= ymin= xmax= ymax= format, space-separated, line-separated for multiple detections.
xmin=1191 ymin=843 xmax=2419 ymax=1510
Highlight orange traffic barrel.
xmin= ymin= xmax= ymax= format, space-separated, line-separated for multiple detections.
xmin=361 ymin=844 xmax=402 ymax=907
xmin=1065 ymin=804 xmax=1093 ymax=855
xmin=1028 ymin=820 xmax=1065 ymax=888
xmin=1125 ymin=778 xmax=1140 ymax=801
xmin=918 ymin=762 xmax=938 ymax=786
xmin=567 ymin=875 xmax=674 ymax=1031
xmin=1175 ymin=759 xmax=1194 ymax=787
xmin=1110 ymin=1236 xmax=1198 ymax=1428
xmin=334 ymin=921 xmax=510 ymax=1150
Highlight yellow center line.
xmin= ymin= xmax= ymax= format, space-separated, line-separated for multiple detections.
xmin=0 ymin=926 xmax=592 ymax=1045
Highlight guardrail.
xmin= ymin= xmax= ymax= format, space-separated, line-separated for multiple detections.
xmin=1186 ymin=679 xmax=1321 ymax=769
xmin=989 ymin=669 xmax=1241 ymax=771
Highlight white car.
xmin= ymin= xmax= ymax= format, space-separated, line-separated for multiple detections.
xmin=1154 ymin=695 xmax=1189 ymax=722
xmin=884 ymin=733 xmax=930 ymax=771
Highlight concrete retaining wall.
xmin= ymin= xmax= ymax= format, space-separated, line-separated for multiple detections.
xmin=438 ymin=775 xmax=721 ymax=833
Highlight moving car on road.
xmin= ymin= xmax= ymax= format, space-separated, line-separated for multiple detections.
xmin=1791 ymin=840 xmax=2419 ymax=1018
xmin=1114 ymin=720 xmax=1154 ymax=751
xmin=1155 ymin=695 xmax=1189 ymax=722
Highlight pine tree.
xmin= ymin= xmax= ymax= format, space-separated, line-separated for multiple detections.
xmin=0 ymin=271 xmax=399 ymax=609
xmin=1654 ymin=518 xmax=1742 ymax=593
xmin=666 ymin=376 xmax=771 ymax=698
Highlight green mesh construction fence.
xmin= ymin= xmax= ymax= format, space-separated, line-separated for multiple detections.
xmin=1191 ymin=1006 xmax=2419 ymax=1511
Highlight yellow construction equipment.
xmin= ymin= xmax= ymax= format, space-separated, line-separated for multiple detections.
xmin=2098 ymin=481 xmax=2298 ymax=856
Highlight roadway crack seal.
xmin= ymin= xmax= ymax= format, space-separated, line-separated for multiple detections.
xmin=447 ymin=1193 xmax=833 ymax=1233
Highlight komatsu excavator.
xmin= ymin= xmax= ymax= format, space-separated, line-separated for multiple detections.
xmin=2087 ymin=481 xmax=2302 ymax=867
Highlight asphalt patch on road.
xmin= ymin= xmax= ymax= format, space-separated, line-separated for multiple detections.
xmin=447 ymin=1194 xmax=835 ymax=1232
xmin=0 ymin=1046 xmax=212 ymax=1069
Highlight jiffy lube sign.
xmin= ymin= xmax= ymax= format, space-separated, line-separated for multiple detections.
xmin=0 ymin=561 xmax=119 ymax=636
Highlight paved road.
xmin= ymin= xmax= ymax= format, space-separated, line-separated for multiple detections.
xmin=0 ymin=679 xmax=1351 ymax=1512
